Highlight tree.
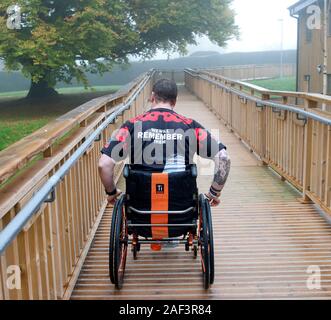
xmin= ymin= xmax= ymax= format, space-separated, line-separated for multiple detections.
xmin=0 ymin=0 xmax=238 ymax=98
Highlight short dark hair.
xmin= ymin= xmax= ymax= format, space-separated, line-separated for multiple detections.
xmin=152 ymin=79 xmax=178 ymax=103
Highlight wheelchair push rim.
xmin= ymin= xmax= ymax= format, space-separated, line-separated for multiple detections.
xmin=109 ymin=195 xmax=128 ymax=289
xmin=204 ymin=196 xmax=215 ymax=285
xmin=109 ymin=198 xmax=120 ymax=284
xmin=199 ymin=194 xmax=214 ymax=290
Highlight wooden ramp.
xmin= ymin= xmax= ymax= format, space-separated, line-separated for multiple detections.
xmin=71 ymin=88 xmax=331 ymax=300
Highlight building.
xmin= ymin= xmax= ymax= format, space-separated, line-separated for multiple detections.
xmin=289 ymin=0 xmax=331 ymax=94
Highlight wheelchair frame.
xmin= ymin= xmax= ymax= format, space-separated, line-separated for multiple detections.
xmin=109 ymin=166 xmax=215 ymax=290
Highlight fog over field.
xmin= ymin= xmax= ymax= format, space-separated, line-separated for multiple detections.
xmin=0 ymin=49 xmax=296 ymax=93
xmin=151 ymin=0 xmax=297 ymax=60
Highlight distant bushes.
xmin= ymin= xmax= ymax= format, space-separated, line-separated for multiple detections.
xmin=0 ymin=72 xmax=30 ymax=92
xmin=0 ymin=50 xmax=296 ymax=93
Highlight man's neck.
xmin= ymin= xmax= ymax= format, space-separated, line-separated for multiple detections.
xmin=151 ymin=103 xmax=173 ymax=110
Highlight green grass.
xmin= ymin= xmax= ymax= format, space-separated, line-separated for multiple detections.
xmin=0 ymin=118 xmax=51 ymax=151
xmin=0 ymin=86 xmax=121 ymax=151
xmin=248 ymin=76 xmax=296 ymax=92
xmin=57 ymin=85 xmax=121 ymax=94
xmin=0 ymin=85 xmax=121 ymax=99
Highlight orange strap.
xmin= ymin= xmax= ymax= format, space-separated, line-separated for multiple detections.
xmin=151 ymin=173 xmax=169 ymax=240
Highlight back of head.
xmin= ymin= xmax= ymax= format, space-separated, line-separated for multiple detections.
xmin=152 ymin=79 xmax=178 ymax=104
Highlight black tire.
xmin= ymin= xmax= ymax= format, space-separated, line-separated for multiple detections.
xmin=132 ymin=245 xmax=138 ymax=260
xmin=113 ymin=195 xmax=128 ymax=289
xmin=109 ymin=196 xmax=128 ymax=289
xmin=199 ymin=194 xmax=210 ymax=289
xmin=204 ymin=198 xmax=215 ymax=285
xmin=193 ymin=245 xmax=198 ymax=259
xmin=109 ymin=199 xmax=120 ymax=284
xmin=185 ymin=243 xmax=190 ymax=252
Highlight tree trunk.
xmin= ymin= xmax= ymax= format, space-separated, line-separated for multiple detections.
xmin=27 ymin=79 xmax=58 ymax=99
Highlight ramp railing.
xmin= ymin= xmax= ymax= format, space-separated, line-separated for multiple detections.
xmin=201 ymin=63 xmax=296 ymax=80
xmin=0 ymin=70 xmax=155 ymax=300
xmin=185 ymin=68 xmax=331 ymax=218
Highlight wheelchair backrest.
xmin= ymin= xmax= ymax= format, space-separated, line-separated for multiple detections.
xmin=124 ymin=165 xmax=198 ymax=212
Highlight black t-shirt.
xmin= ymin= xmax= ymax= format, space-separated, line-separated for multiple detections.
xmin=101 ymin=107 xmax=226 ymax=171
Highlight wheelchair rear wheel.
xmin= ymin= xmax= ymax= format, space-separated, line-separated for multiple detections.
xmin=204 ymin=197 xmax=215 ymax=285
xmin=199 ymin=194 xmax=214 ymax=289
xmin=109 ymin=198 xmax=120 ymax=284
xmin=109 ymin=195 xmax=128 ymax=289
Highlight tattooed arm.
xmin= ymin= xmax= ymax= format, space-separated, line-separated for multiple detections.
xmin=206 ymin=149 xmax=231 ymax=206
xmin=191 ymin=120 xmax=230 ymax=206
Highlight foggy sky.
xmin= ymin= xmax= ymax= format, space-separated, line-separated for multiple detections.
xmin=153 ymin=0 xmax=298 ymax=60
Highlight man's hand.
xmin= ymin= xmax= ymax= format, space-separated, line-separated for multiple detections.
xmin=107 ymin=189 xmax=122 ymax=206
xmin=205 ymin=190 xmax=221 ymax=207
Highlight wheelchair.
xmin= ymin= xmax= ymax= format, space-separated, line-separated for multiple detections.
xmin=109 ymin=164 xmax=214 ymax=290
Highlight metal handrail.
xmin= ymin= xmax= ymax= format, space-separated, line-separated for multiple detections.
xmin=0 ymin=70 xmax=155 ymax=255
xmin=185 ymin=69 xmax=331 ymax=126
xmin=185 ymin=69 xmax=198 ymax=78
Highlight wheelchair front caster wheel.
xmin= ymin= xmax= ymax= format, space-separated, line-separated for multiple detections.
xmin=185 ymin=243 xmax=190 ymax=252
xmin=132 ymin=242 xmax=140 ymax=260
xmin=193 ymin=245 xmax=198 ymax=259
xmin=132 ymin=245 xmax=138 ymax=260
xmin=132 ymin=246 xmax=137 ymax=260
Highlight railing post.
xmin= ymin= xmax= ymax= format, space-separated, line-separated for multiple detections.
xmin=260 ymin=94 xmax=269 ymax=165
xmin=325 ymin=126 xmax=331 ymax=206
xmin=301 ymin=98 xmax=317 ymax=203
xmin=43 ymin=146 xmax=54 ymax=158
xmin=302 ymin=118 xmax=313 ymax=203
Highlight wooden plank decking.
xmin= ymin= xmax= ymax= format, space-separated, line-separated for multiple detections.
xmin=71 ymin=87 xmax=331 ymax=300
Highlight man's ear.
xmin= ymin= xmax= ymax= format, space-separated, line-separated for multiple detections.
xmin=150 ymin=92 xmax=156 ymax=103
xmin=171 ymin=99 xmax=177 ymax=107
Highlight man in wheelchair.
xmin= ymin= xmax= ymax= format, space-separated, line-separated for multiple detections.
xmin=98 ymin=79 xmax=231 ymax=289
